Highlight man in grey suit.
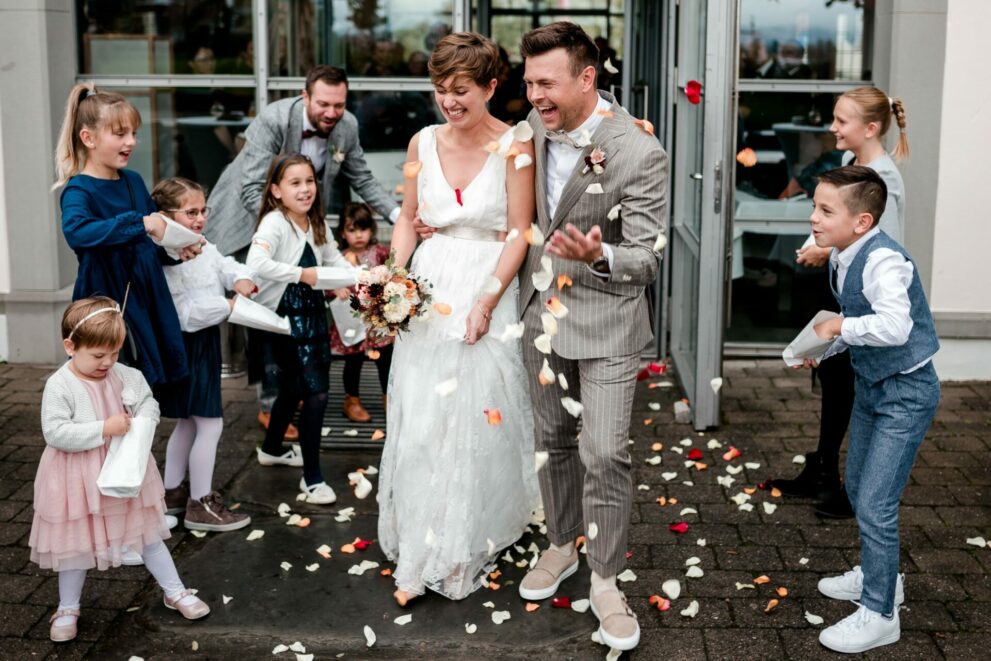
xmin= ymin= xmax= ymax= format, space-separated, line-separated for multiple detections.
xmin=206 ymin=65 xmax=399 ymax=438
xmin=514 ymin=23 xmax=668 ymax=652
xmin=206 ymin=64 xmax=400 ymax=257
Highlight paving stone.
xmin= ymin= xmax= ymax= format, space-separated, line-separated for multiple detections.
xmin=703 ymin=628 xmax=784 ymax=658
xmin=937 ymin=632 xmax=991 ymax=659
xmin=0 ymin=603 xmax=46 ymax=636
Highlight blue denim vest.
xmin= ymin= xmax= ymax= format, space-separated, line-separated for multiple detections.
xmin=831 ymin=231 xmax=940 ymax=384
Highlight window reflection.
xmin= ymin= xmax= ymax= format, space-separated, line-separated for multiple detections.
xmin=76 ymin=0 xmax=254 ymax=75
xmin=267 ymin=0 xmax=453 ymax=77
xmin=739 ymin=0 xmax=872 ymax=80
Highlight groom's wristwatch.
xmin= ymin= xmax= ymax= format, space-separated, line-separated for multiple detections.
xmin=589 ymin=252 xmax=610 ymax=275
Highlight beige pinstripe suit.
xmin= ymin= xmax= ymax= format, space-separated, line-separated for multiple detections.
xmin=520 ymin=91 xmax=668 ymax=576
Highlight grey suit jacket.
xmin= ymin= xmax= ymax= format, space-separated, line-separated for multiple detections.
xmin=519 ymin=91 xmax=669 ymax=360
xmin=205 ymin=96 xmax=397 ymax=255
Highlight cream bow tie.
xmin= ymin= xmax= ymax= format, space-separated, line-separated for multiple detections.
xmin=545 ymin=130 xmax=582 ymax=149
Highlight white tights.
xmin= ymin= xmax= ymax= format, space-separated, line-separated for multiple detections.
xmin=163 ymin=416 xmax=224 ymax=500
xmin=56 ymin=540 xmax=186 ymax=624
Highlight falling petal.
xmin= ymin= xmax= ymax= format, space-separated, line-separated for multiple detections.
xmin=484 ymin=409 xmax=503 ymax=425
xmin=595 ymin=108 xmax=616 ymax=118
xmin=617 ymin=569 xmax=637 ymax=583
xmin=805 ymin=611 xmax=825 ymax=626
xmin=403 ymin=161 xmax=423 ymax=178
xmin=525 ymin=225 xmax=545 ymax=247
xmin=587 ymin=522 xmax=599 ymax=540
xmin=585 ymin=183 xmax=604 ymax=195
xmin=662 ymin=579 xmax=681 ymax=600
xmin=685 ymin=566 xmax=704 ymax=578
xmin=541 ymin=312 xmax=559 ymax=336
xmin=513 ymin=121 xmax=535 ymax=142
xmin=653 ymin=234 xmax=668 ymax=253
xmin=532 ymin=268 xmax=553 ymax=292
xmin=736 ymin=147 xmax=758 ymax=167
xmin=499 ymin=322 xmax=526 ymax=342
xmin=505 ymin=228 xmax=520 ymax=243
xmin=434 ymin=378 xmax=458 ymax=396
xmin=764 ymin=599 xmax=780 ymax=613
xmin=603 ymin=57 xmax=619 ymax=74
xmin=680 ymin=600 xmax=700 ymax=618
xmin=424 ymin=527 xmax=437 ymax=546
xmin=484 ymin=141 xmax=501 ymax=154
xmin=534 ymin=334 xmax=553 ymax=355
xmin=605 ymin=203 xmax=622 ymax=222
xmin=514 ymin=153 xmax=534 ymax=170
xmin=433 ymin=302 xmax=452 ymax=315
xmin=246 ymin=529 xmax=265 ymax=541
xmin=321 ymin=426 xmax=331 ymax=437
xmin=535 ymin=450 xmax=550 ymax=472
xmin=557 ymin=274 xmax=573 ymax=290
xmin=558 ymin=373 xmax=569 ymax=390
xmin=634 ymin=118 xmax=655 ymax=136
xmin=364 ymin=625 xmax=376 ymax=647
xmin=561 ymin=396 xmax=584 ymax=417
xmin=710 ymin=377 xmax=723 ymax=394
xmin=482 ymin=275 xmax=502 ymax=295
xmin=571 ymin=599 xmax=591 ymax=614
xmin=545 ymin=296 xmax=569 ymax=319
xmin=763 ymin=502 xmax=778 ymax=515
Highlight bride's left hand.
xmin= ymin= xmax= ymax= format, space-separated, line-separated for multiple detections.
xmin=464 ymin=304 xmax=491 ymax=345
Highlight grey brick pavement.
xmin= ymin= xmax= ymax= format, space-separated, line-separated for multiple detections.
xmin=0 ymin=359 xmax=988 ymax=660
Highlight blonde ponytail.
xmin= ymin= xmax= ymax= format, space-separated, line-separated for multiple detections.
xmin=890 ymin=97 xmax=910 ymax=161
xmin=52 ymin=84 xmax=143 ymax=190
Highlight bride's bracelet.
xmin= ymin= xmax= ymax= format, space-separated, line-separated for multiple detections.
xmin=475 ymin=301 xmax=493 ymax=321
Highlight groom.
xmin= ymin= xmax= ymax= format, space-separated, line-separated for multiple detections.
xmin=515 ymin=22 xmax=668 ymax=652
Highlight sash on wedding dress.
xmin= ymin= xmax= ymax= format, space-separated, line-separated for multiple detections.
xmin=434 ymin=225 xmax=503 ymax=242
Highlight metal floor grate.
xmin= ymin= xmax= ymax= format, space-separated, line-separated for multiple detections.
xmin=320 ymin=359 xmax=387 ymax=450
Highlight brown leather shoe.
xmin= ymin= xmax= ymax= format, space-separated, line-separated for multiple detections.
xmin=184 ymin=492 xmax=251 ymax=532
xmin=343 ymin=395 xmax=371 ymax=423
xmin=257 ymin=411 xmax=300 ymax=441
xmin=164 ymin=482 xmax=189 ymax=515
xmin=590 ymin=588 xmax=640 ymax=651
xmin=519 ymin=546 xmax=579 ymax=600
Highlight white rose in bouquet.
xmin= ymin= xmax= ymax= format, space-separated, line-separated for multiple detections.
xmin=383 ymin=299 xmax=412 ymax=324
xmin=383 ymin=281 xmax=407 ymax=300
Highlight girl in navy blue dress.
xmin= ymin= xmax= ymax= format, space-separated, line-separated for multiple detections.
xmin=54 ymin=83 xmax=198 ymax=391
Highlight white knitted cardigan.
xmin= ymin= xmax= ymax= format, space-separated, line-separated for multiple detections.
xmin=40 ymin=362 xmax=160 ymax=453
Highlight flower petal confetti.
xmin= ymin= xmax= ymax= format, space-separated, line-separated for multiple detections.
xmin=316 ymin=544 xmax=332 ymax=559
xmin=571 ymin=599 xmax=591 ymax=613
xmin=545 ymin=296 xmax=569 ymax=319
xmin=551 ymin=596 xmax=572 ymax=609
xmin=525 ymin=602 xmax=540 ymax=612
xmin=280 ymin=561 xmax=293 ymax=572
xmin=484 ymin=409 xmax=502 ymax=425
xmin=764 ymin=599 xmax=780 ymax=613
xmin=669 ymin=522 xmax=689 ymax=534
xmin=558 ymin=373 xmax=569 ymax=390
xmin=246 ymin=529 xmax=265 ymax=541
xmin=646 ymin=456 xmax=663 ymax=466
xmin=617 ymin=569 xmax=637 ymax=583
xmin=707 ymin=439 xmax=723 ymax=450
xmin=223 ymin=594 xmax=234 ymax=604
xmin=364 ymin=625 xmax=376 ymax=647
xmin=465 ymin=623 xmax=477 ymax=634
xmin=634 ymin=118 xmax=655 ymax=136
xmin=722 ymin=446 xmax=742 ymax=461
xmin=525 ymin=226 xmax=545 ymax=247
xmin=513 ymin=121 xmax=535 ymax=142
xmin=514 ymin=153 xmax=534 ymax=170
xmin=499 ymin=322 xmax=525 ymax=342
xmin=710 ymin=377 xmax=723 ymax=393
xmin=805 ymin=611 xmax=825 ymax=626
xmin=306 ymin=563 xmax=319 ymax=572
xmin=965 ymin=536 xmax=988 ymax=548
xmin=603 ymin=57 xmax=619 ymax=74
xmin=792 ymin=455 xmax=806 ymax=465
xmin=534 ymin=334 xmax=553 ymax=354
xmin=726 ymin=465 xmax=743 ymax=475
xmin=685 ymin=566 xmax=704 ymax=579
xmin=371 ymin=429 xmax=385 ymax=441
xmin=662 ymin=579 xmax=681 ymax=600
xmin=696 ymin=538 xmax=707 ymax=546
xmin=680 ymin=600 xmax=699 ymax=618
xmin=492 ymin=610 xmax=512 ymax=624
xmin=735 ymin=582 xmax=756 ymax=591
xmin=753 ymin=575 xmax=771 ymax=585
xmin=653 ymin=234 xmax=668 ymax=253
xmin=541 ymin=312 xmax=559 ymax=336
xmin=585 ymin=183 xmax=604 ymax=195
xmin=763 ymin=502 xmax=778 ymax=515
xmin=394 ymin=613 xmax=413 ymax=625
xmin=433 ymin=302 xmax=452 ymax=316
xmin=776 ymin=587 xmax=789 ymax=598
xmin=434 ymin=378 xmax=458 ymax=396
xmin=607 ymin=203 xmax=622 ymax=221
xmin=649 ymin=595 xmax=672 ymax=611
xmin=561 ymin=397 xmax=584 ymax=418
xmin=482 ymin=275 xmax=502 ymax=295
xmin=736 ymin=147 xmax=758 ymax=167
xmin=535 ymin=451 xmax=549 ymax=472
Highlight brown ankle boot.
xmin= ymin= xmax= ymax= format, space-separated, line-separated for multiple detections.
xmin=343 ymin=395 xmax=371 ymax=423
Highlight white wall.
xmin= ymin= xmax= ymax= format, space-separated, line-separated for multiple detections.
xmin=930 ymin=0 xmax=991 ymax=315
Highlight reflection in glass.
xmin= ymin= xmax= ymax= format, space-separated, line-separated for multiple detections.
xmin=739 ymin=0 xmax=872 ymax=80
xmin=267 ymin=1 xmax=453 ymax=77
xmin=107 ymin=87 xmax=255 ymax=193
xmin=76 ymin=1 xmax=254 ymax=75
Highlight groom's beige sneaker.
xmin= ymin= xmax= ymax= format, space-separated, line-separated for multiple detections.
xmin=518 ymin=548 xmax=579 ymax=600
xmin=589 ymin=588 xmax=640 ymax=651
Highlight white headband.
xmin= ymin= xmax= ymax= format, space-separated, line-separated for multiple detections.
xmin=67 ymin=305 xmax=121 ymax=341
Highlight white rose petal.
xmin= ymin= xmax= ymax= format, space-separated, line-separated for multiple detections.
xmin=289 ymin=642 xmax=306 ymax=653
xmin=483 ymin=601 xmax=495 ymax=608
xmin=246 ymin=529 xmax=265 ymax=542
xmin=425 ymin=527 xmax=437 ymax=546
xmin=637 ymin=484 xmax=650 ymax=491
xmin=588 ymin=522 xmax=599 ymax=540
xmin=793 ymin=454 xmax=806 ymax=465
xmin=585 ymin=183 xmax=604 ymax=195
xmin=696 ymin=538 xmax=707 ymax=547
xmin=435 ymin=378 xmax=458 ymax=396
xmin=351 ymin=473 xmax=373 ymax=499
xmin=534 ymin=333 xmax=553 ymax=354
xmin=735 ymin=582 xmax=756 ymax=591
xmin=532 ymin=268 xmax=553 ymax=292
xmin=617 ymin=569 xmax=637 ymax=583
xmin=671 ymin=447 xmax=683 ymax=455
xmin=535 ymin=451 xmax=549 ymax=472
xmin=799 ymin=557 xmax=810 ymax=565
xmin=482 ymin=275 xmax=502 ymax=295
xmin=223 ymin=595 xmax=233 ymax=605
xmin=607 ymin=203 xmax=622 ymax=221
xmin=726 ymin=464 xmax=744 ymax=475
xmin=661 ymin=471 xmax=678 ymax=481
xmin=606 ymin=649 xmax=622 ymax=661
xmin=514 ymin=153 xmax=533 ymax=170
xmin=286 ymin=514 xmax=302 ymax=526
xmin=527 ymin=225 xmax=546 ymax=247
xmin=364 ymin=625 xmax=376 ymax=647
xmin=710 ymin=377 xmax=723 ymax=393
xmin=278 ymin=503 xmax=292 ymax=517
xmin=561 ymin=396 xmax=584 ymax=417
xmin=653 ymin=234 xmax=668 ymax=253
xmin=731 ymin=491 xmax=753 ymax=505
xmin=604 ymin=57 xmax=619 ymax=74
xmin=738 ymin=503 xmax=754 ymax=512
xmin=707 ymin=439 xmax=723 ymax=449
xmin=272 ymin=644 xmax=289 ymax=654
xmin=648 ymin=402 xmax=662 ymax=411
xmin=576 ymin=129 xmax=593 ymax=148
xmin=499 ymin=322 xmax=526 ymax=342
xmin=306 ymin=563 xmax=319 ymax=572
xmin=685 ymin=565 xmax=704 ymax=578
xmin=280 ymin=561 xmax=292 ymax=572
xmin=505 ymin=228 xmax=520 ymax=244
xmin=541 ymin=312 xmax=559 ymax=336
xmin=685 ymin=556 xmax=701 ymax=566
xmin=645 ymin=456 xmax=662 ymax=466
xmin=394 ymin=613 xmax=413 ymax=626
xmin=662 ymin=579 xmax=681 ymax=600
xmin=558 ymin=373 xmax=569 ymax=390
xmin=763 ymin=502 xmax=778 ymax=514
xmin=966 ymin=536 xmax=987 ymax=548
xmin=744 ymin=462 xmax=761 ymax=470
xmin=570 ymin=599 xmax=591 ymax=613
xmin=465 ymin=623 xmax=477 ymax=634
xmin=680 ymin=438 xmax=693 ymax=447
xmin=492 ymin=610 xmax=512 ymax=624
xmin=680 ymin=508 xmax=698 ymax=516
xmin=190 ymin=530 xmax=207 ymax=538
xmin=513 ymin=121 xmax=535 ymax=142
xmin=680 ymin=600 xmax=699 ymax=618
xmin=805 ymin=611 xmax=825 ymax=626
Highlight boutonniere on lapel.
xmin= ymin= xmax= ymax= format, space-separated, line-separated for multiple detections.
xmin=582 ymin=146 xmax=607 ymax=175
xmin=332 ymin=146 xmax=347 ymax=164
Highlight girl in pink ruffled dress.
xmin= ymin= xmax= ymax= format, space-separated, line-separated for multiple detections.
xmin=29 ymin=297 xmax=210 ymax=643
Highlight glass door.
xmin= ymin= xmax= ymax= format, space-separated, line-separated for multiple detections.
xmin=668 ymin=0 xmax=736 ymax=429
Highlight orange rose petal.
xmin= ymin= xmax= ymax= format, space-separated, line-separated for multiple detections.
xmin=341 ymin=543 xmax=356 ymax=554
xmin=371 ymin=429 xmax=385 ymax=441
xmin=545 ymin=296 xmax=568 ymax=318
xmin=651 ymin=442 xmax=663 ymax=452
xmin=557 ymin=274 xmax=573 ymax=290
xmin=576 ymin=535 xmax=587 ymax=548
xmin=484 ymin=141 xmax=501 ymax=153
xmin=485 ymin=409 xmax=503 ymax=425
xmin=764 ymin=598 xmax=780 ymax=613
xmin=366 ymin=349 xmax=381 ymax=360
xmin=694 ymin=462 xmax=708 ymax=472
xmin=644 ymin=418 xmax=653 ymax=426
xmin=525 ymin=602 xmax=541 ymax=612
xmin=753 ymin=575 xmax=771 ymax=585
xmin=489 ymin=581 xmax=501 ymax=591
xmin=595 ymin=109 xmax=616 ymax=118
xmin=776 ymin=587 xmax=789 ymax=598
xmin=403 ymin=160 xmax=423 ymax=178
xmin=722 ymin=446 xmax=742 ymax=461
xmin=380 ymin=568 xmax=393 ymax=576
xmin=655 ymin=497 xmax=667 ymax=506
xmin=634 ymin=118 xmax=655 ymax=136
xmin=433 ymin=302 xmax=453 ymax=315
xmin=736 ymin=147 xmax=758 ymax=167
xmin=538 ymin=371 xmax=555 ymax=386
xmin=744 ymin=487 xmax=757 ymax=495
xmin=770 ymin=487 xmax=782 ymax=498
xmin=296 ymin=517 xmax=311 ymax=528
xmin=489 ymin=570 xmax=502 ymax=580
xmin=668 ymin=498 xmax=677 ymax=505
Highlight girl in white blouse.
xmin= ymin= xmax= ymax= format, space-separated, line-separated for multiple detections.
xmin=153 ymin=178 xmax=256 ymax=533
xmin=246 ymin=154 xmax=355 ymax=505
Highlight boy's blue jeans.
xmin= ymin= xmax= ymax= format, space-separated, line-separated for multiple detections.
xmin=845 ymin=361 xmax=940 ymax=616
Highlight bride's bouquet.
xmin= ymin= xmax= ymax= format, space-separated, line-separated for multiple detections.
xmin=351 ymin=252 xmax=432 ymax=339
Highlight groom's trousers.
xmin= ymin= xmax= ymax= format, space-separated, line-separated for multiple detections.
xmin=522 ymin=304 xmax=639 ymax=577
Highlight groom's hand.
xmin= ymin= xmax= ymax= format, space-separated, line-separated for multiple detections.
xmin=546 ymin=223 xmax=603 ymax=264
xmin=411 ymin=213 xmax=436 ymax=240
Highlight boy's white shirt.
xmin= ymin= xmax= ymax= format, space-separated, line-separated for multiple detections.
xmin=41 ymin=362 xmax=160 ymax=453
xmin=824 ymin=226 xmax=930 ymax=372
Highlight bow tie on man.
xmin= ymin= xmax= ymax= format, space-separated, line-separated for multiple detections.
xmin=545 ymin=130 xmax=583 ymax=150
xmin=302 ymin=128 xmax=329 ymax=140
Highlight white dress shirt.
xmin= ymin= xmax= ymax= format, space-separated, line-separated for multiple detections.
xmin=163 ymin=242 xmax=255 ymax=333
xmin=545 ymin=94 xmax=615 ymax=275
xmin=300 ymin=109 xmax=328 ymax=174
xmin=826 ymin=227 xmax=929 ymax=371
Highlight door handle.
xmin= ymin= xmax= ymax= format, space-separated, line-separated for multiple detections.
xmin=690 ymin=172 xmax=703 ymax=180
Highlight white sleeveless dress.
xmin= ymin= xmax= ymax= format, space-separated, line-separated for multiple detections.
xmin=378 ymin=125 xmax=540 ymax=600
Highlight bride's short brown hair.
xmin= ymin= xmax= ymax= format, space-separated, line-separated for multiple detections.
xmin=428 ymin=32 xmax=500 ymax=87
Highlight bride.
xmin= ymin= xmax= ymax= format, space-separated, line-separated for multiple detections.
xmin=379 ymin=31 xmax=540 ymax=604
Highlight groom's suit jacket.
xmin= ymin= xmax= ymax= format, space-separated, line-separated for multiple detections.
xmin=205 ymin=96 xmax=396 ymax=256
xmin=519 ymin=91 xmax=669 ymax=360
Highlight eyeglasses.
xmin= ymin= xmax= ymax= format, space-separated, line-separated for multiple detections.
xmin=168 ymin=207 xmax=211 ymax=219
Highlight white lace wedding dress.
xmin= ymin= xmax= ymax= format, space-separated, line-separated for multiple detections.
xmin=378 ymin=125 xmax=540 ymax=600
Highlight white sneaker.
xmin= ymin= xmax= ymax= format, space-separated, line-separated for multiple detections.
xmin=820 ymin=604 xmax=900 ymax=653
xmin=256 ymin=446 xmax=303 ymax=467
xmin=164 ymin=514 xmax=179 ymax=530
xmin=121 ymin=548 xmax=144 ymax=566
xmin=299 ymin=478 xmax=337 ymax=505
xmin=818 ymin=566 xmax=905 ymax=606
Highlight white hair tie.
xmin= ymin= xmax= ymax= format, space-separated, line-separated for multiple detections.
xmin=888 ymin=96 xmax=895 ymax=110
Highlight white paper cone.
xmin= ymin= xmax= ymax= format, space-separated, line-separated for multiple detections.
xmin=228 ymin=295 xmax=291 ymax=335
xmin=782 ymin=310 xmax=840 ymax=367
xmin=96 ymin=417 xmax=155 ymax=498
xmin=151 ymin=214 xmax=204 ymax=258
xmin=314 ymin=266 xmax=357 ymax=290
xmin=329 ymin=298 xmax=366 ymax=347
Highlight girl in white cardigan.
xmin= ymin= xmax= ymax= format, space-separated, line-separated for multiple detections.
xmin=246 ymin=154 xmax=355 ymax=505
xmin=30 ymin=297 xmax=209 ymax=644
xmin=153 ymin=177 xmax=256 ymax=533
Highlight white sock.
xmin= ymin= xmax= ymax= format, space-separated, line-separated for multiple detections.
xmin=590 ymin=571 xmax=617 ymax=596
xmin=163 ymin=418 xmax=196 ymax=490
xmin=550 ymin=541 xmax=575 ymax=558
xmin=56 ymin=569 xmax=86 ymax=624
xmin=187 ymin=416 xmax=223 ymax=500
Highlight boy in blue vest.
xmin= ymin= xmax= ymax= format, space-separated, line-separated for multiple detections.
xmin=803 ymin=165 xmax=940 ymax=654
